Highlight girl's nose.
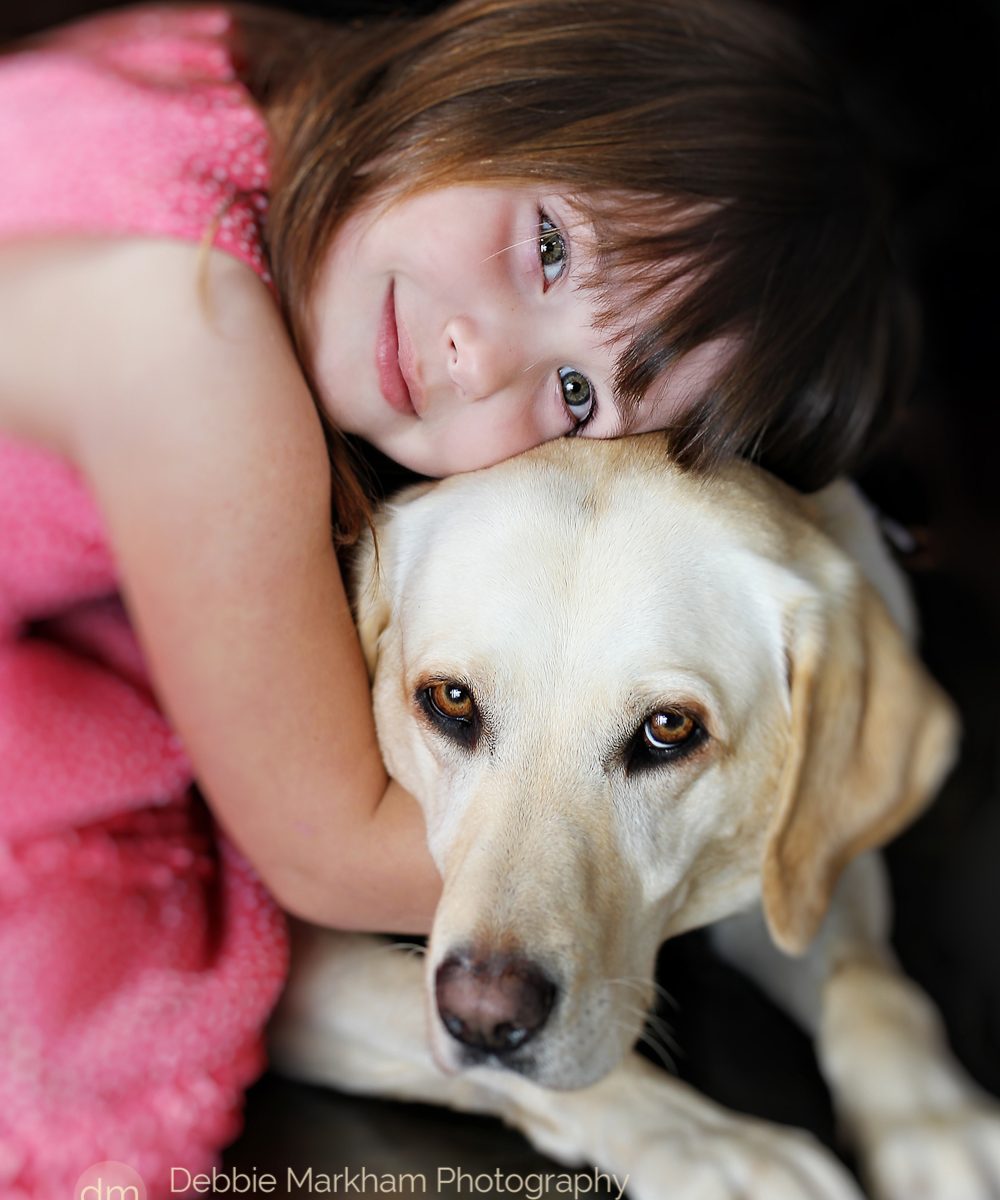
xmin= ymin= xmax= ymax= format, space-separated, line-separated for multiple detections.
xmin=446 ymin=314 xmax=522 ymax=402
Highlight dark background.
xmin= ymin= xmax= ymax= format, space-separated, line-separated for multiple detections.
xmin=4 ymin=0 xmax=998 ymax=1186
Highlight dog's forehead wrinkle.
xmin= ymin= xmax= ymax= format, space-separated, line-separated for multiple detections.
xmin=396 ymin=435 xmax=812 ymax=582
xmin=397 ymin=524 xmax=779 ymax=696
xmin=396 ymin=446 xmax=703 ymax=595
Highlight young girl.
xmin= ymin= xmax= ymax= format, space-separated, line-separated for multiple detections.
xmin=0 ymin=0 xmax=907 ymax=1192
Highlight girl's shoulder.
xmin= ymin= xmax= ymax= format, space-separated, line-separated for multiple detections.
xmin=0 ymin=236 xmax=285 ymax=457
xmin=0 ymin=6 xmax=272 ymax=283
xmin=0 ymin=233 xmax=331 ymax=577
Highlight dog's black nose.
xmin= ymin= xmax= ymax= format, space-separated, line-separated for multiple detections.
xmin=435 ymin=950 xmax=557 ymax=1056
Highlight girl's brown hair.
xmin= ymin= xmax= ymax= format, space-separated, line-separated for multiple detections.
xmin=232 ymin=0 xmax=908 ymax=531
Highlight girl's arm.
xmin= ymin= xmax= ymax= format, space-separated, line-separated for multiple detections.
xmin=1 ymin=237 xmax=440 ymax=931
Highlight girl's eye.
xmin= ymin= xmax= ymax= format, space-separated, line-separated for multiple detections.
xmin=539 ymin=210 xmax=595 ymax=429
xmin=559 ymin=367 xmax=594 ymax=425
xmin=538 ymin=213 xmax=567 ymax=286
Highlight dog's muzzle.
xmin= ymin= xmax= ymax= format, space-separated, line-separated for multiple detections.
xmin=435 ymin=949 xmax=558 ymax=1060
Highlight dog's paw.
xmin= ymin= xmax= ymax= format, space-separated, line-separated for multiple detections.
xmin=624 ymin=1118 xmax=863 ymax=1200
xmin=860 ymin=1104 xmax=1000 ymax=1200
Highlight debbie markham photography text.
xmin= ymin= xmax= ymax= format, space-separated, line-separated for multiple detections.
xmin=166 ymin=1167 xmax=631 ymax=1199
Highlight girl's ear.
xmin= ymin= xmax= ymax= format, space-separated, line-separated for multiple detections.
xmin=761 ymin=581 xmax=960 ymax=956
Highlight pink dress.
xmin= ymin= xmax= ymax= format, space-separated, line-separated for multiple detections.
xmin=0 ymin=9 xmax=289 ymax=1196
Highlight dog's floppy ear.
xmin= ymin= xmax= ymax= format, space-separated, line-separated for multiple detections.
xmin=762 ymin=579 xmax=959 ymax=955
xmin=351 ymin=526 xmax=391 ymax=678
xmin=350 ymin=482 xmax=437 ymax=676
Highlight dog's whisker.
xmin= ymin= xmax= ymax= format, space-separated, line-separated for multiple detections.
xmin=599 ymin=980 xmax=651 ymax=1028
xmin=644 ymin=1013 xmax=682 ymax=1058
xmin=614 ymin=998 xmax=682 ymax=1066
xmin=636 ymin=1026 xmax=679 ymax=1075
xmin=604 ymin=975 xmax=679 ymax=1019
xmin=609 ymin=1016 xmax=647 ymax=1054
xmin=389 ymin=940 xmax=428 ymax=959
xmin=650 ymin=981 xmax=680 ymax=1012
xmin=609 ymin=974 xmax=680 ymax=1013
xmin=610 ymin=1013 xmax=678 ymax=1076
xmin=617 ymin=1007 xmax=680 ymax=1074
xmin=627 ymin=1001 xmax=675 ymax=1041
xmin=602 ymin=983 xmax=658 ymax=1028
xmin=344 ymin=939 xmax=427 ymax=972
xmin=604 ymin=976 xmax=653 ymax=1001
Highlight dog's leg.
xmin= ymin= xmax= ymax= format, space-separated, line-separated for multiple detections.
xmin=268 ymin=925 xmax=504 ymax=1113
xmin=270 ymin=924 xmax=862 ymax=1200
xmin=710 ymin=853 xmax=1000 ymax=1200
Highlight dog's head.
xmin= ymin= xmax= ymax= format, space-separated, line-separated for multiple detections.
xmin=352 ymin=437 xmax=957 ymax=1088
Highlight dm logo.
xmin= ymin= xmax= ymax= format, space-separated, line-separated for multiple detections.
xmin=75 ymin=1161 xmax=147 ymax=1200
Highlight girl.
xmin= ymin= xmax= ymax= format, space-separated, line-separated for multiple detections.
xmin=0 ymin=0 xmax=906 ymax=1191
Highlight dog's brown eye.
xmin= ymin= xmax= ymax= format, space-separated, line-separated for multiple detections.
xmin=644 ymin=711 xmax=696 ymax=749
xmin=428 ymin=682 xmax=474 ymax=722
xmin=419 ymin=680 xmax=481 ymax=750
xmin=627 ymin=709 xmax=703 ymax=773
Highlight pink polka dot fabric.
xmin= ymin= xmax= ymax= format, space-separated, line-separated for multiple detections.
xmin=0 ymin=5 xmax=272 ymax=280
xmin=0 ymin=10 xmax=290 ymax=1197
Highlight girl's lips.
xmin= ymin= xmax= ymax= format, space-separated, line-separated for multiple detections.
xmin=396 ymin=310 xmax=424 ymax=417
xmin=376 ymin=283 xmax=415 ymax=416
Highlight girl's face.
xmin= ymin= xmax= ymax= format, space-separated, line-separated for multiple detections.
xmin=308 ymin=185 xmax=719 ymax=477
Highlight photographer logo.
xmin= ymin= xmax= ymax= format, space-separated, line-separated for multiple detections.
xmin=75 ymin=1160 xmax=147 ymax=1200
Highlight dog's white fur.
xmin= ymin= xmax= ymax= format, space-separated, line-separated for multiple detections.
xmin=271 ymin=437 xmax=1000 ymax=1200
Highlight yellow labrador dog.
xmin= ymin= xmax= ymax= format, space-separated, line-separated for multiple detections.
xmin=271 ymin=437 xmax=1000 ymax=1200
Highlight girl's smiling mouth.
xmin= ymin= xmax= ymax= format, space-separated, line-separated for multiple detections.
xmin=377 ymin=282 xmax=416 ymax=416
xmin=395 ymin=306 xmax=425 ymax=417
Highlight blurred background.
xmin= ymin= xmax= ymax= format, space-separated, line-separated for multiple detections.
xmin=3 ymin=0 xmax=997 ymax=1188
